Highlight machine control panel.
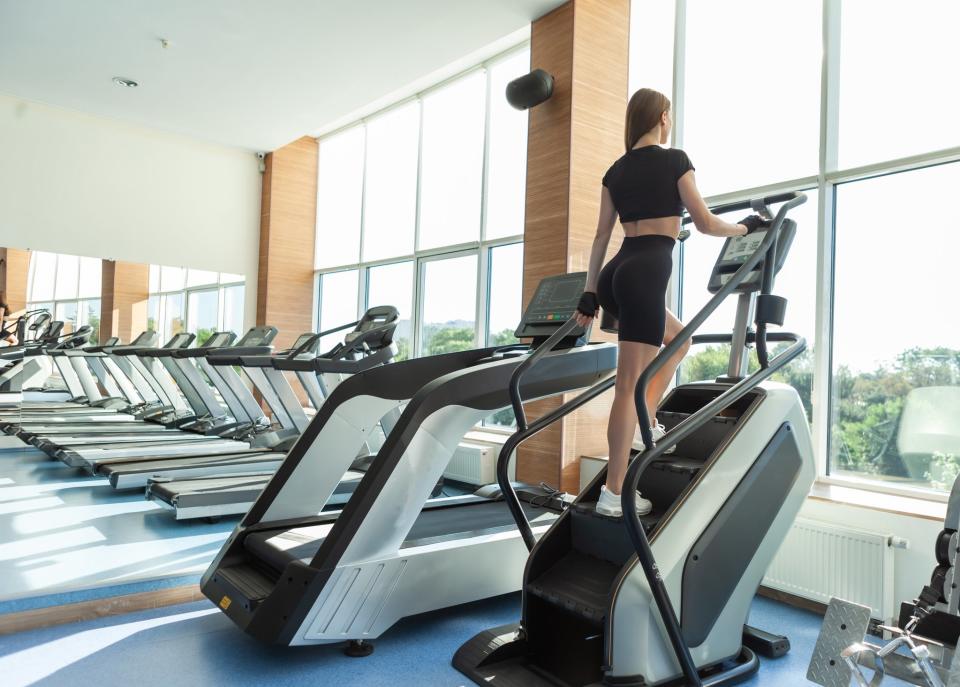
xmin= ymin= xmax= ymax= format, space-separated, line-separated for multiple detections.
xmin=515 ymin=272 xmax=589 ymax=340
xmin=707 ymin=219 xmax=796 ymax=294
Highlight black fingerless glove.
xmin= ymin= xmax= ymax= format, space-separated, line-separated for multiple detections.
xmin=738 ymin=214 xmax=771 ymax=234
xmin=576 ymin=291 xmax=599 ymax=317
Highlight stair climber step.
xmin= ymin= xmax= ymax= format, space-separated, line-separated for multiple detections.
xmin=527 ymin=551 xmax=620 ymax=625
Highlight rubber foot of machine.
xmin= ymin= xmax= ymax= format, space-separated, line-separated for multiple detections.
xmin=344 ymin=640 xmax=374 ymax=657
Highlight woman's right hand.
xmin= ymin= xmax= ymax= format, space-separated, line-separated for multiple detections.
xmin=575 ymin=291 xmax=599 ymax=327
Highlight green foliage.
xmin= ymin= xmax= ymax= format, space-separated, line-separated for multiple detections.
xmin=88 ymin=313 xmax=100 ymax=344
xmin=424 ymin=326 xmax=475 ymax=356
xmin=394 ymin=338 xmax=411 ymax=361
xmin=680 ymin=343 xmax=960 ymax=490
xmin=195 ymin=327 xmax=215 ymax=346
xmin=491 ymin=328 xmax=519 ymax=347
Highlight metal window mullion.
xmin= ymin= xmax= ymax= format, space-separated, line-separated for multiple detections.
xmin=358 ymin=122 xmax=370 ymax=265
xmin=670 ymin=0 xmax=687 ymax=325
xmin=476 ymin=246 xmax=490 ymax=348
xmin=413 ymin=97 xmax=426 ymax=253
xmin=815 ymin=0 xmax=842 ymax=480
xmin=413 ymin=256 xmax=427 ymax=357
xmin=826 ymin=146 xmax=960 ymax=184
xmin=480 ymin=64 xmax=493 ymax=243
xmin=356 ymin=266 xmax=367 ymax=321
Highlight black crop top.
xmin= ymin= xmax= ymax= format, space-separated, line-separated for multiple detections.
xmin=601 ymin=146 xmax=695 ymax=222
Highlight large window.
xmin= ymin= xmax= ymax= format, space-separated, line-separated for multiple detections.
xmin=681 ymin=0 xmax=822 ymax=196
xmin=837 ymin=2 xmax=960 ymax=168
xmin=830 ymin=163 xmax=960 ymax=492
xmin=314 ymin=46 xmax=529 ymax=363
xmin=26 ymin=252 xmax=102 ymax=341
xmin=148 ymin=266 xmax=245 ymax=345
xmin=630 ymin=2 xmax=960 ymax=498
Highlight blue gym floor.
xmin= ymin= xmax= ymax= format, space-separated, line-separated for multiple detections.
xmin=0 ymin=593 xmax=909 ymax=687
xmin=0 ymin=441 xmax=234 ymax=612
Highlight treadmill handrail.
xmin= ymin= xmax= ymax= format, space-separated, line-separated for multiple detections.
xmin=508 ymin=317 xmax=580 ymax=432
xmin=622 ymin=191 xmax=806 ymax=687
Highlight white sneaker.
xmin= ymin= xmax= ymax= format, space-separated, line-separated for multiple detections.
xmin=632 ymin=423 xmax=676 ymax=454
xmin=595 ymin=485 xmax=653 ymax=517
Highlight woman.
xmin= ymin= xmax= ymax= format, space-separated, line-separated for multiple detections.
xmin=575 ymin=88 xmax=768 ymax=517
xmin=0 ymin=295 xmax=18 ymax=346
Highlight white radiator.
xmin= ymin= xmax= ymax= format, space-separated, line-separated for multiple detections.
xmin=445 ymin=441 xmax=516 ymax=486
xmin=763 ymin=517 xmax=895 ymax=622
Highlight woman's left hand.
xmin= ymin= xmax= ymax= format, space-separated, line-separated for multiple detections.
xmin=575 ymin=291 xmax=599 ymax=327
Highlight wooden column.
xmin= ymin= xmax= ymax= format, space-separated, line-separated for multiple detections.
xmin=257 ymin=137 xmax=318 ymax=352
xmin=101 ymin=260 xmax=149 ymax=343
xmin=518 ymin=0 xmax=630 ymax=492
xmin=0 ymin=248 xmax=31 ymax=312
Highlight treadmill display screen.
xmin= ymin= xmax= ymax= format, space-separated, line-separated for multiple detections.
xmin=524 ymin=276 xmax=584 ymax=323
xmin=515 ymin=272 xmax=588 ymax=338
xmin=205 ymin=333 xmax=234 ymax=348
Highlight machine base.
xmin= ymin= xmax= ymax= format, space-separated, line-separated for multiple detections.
xmin=453 ymin=623 xmax=760 ymax=687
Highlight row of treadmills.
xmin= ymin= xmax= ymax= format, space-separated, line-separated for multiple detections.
xmin=0 ymin=306 xmax=404 ymax=520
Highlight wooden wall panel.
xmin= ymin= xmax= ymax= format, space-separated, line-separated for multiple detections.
xmin=518 ymin=0 xmax=630 ymax=492
xmin=101 ymin=260 xmax=148 ymax=344
xmin=0 ymin=247 xmax=30 ymax=312
xmin=257 ymin=136 xmax=318 ymax=354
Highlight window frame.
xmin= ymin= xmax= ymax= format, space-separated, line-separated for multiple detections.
xmin=26 ymin=252 xmax=102 ymax=338
xmin=148 ymin=267 xmax=245 ymax=344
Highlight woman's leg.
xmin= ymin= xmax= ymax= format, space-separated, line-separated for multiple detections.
xmin=606 ymin=340 xmax=660 ymax=494
xmin=643 ymin=308 xmax=691 ymax=426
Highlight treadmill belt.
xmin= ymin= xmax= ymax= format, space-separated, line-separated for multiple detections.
xmin=245 ymin=500 xmax=559 ymax=572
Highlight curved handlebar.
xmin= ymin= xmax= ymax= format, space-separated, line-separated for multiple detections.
xmin=681 ymin=191 xmax=803 ymax=226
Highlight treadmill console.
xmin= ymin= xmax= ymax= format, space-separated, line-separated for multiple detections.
xmin=201 ymin=331 xmax=238 ymax=349
xmin=515 ymin=272 xmax=589 ymax=343
xmin=129 ymin=330 xmax=159 ymax=347
xmin=163 ymin=332 xmax=195 ymax=349
xmin=233 ymin=326 xmax=279 ymax=348
xmin=707 ymin=219 xmax=796 ymax=294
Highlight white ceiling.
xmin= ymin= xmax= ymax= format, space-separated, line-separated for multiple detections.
xmin=0 ymin=0 xmax=563 ymax=151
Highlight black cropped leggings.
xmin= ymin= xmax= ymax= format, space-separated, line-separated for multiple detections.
xmin=596 ymin=235 xmax=675 ymax=346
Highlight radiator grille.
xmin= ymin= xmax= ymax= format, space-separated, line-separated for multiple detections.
xmin=763 ymin=517 xmax=895 ymax=621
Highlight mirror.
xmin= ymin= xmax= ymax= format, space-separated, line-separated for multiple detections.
xmin=0 ymin=246 xmax=249 ymax=608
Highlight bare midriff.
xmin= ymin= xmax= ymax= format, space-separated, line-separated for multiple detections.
xmin=621 ymin=215 xmax=682 ymax=239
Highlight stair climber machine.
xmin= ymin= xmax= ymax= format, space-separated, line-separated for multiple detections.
xmin=454 ymin=192 xmax=815 ymax=687
xmin=144 ymin=306 xmax=403 ymax=520
xmin=199 ymin=273 xmax=617 ymax=653
xmin=808 ymin=435 xmax=960 ymax=685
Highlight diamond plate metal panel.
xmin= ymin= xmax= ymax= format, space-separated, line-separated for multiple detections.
xmin=808 ymin=598 xmax=873 ymax=687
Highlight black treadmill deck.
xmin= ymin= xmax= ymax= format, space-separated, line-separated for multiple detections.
xmin=244 ymin=499 xmax=560 ymax=573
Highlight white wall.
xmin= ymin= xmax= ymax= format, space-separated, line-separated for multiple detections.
xmin=0 ymin=93 xmax=262 ymax=328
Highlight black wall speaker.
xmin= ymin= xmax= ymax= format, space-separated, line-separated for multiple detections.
xmin=505 ymin=69 xmax=555 ymax=110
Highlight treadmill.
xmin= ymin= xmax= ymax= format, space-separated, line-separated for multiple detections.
xmin=99 ymin=331 xmax=329 ymax=490
xmin=46 ymin=327 xmax=279 ymax=469
xmin=145 ymin=307 xmax=402 ymax=519
xmin=200 ymin=273 xmax=617 ymax=647
xmin=12 ymin=333 xmax=196 ymax=442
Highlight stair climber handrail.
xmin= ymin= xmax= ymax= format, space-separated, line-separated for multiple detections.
xmin=498 ymin=315 xmax=615 ymax=550
xmin=497 ymin=369 xmax=617 ymax=551
xmin=621 ymin=191 xmax=807 ymax=687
